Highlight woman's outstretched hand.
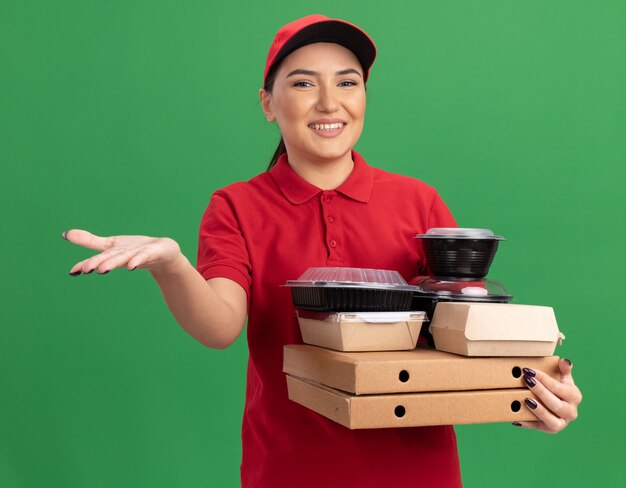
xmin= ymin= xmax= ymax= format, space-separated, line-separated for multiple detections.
xmin=62 ymin=229 xmax=247 ymax=349
xmin=513 ymin=358 xmax=582 ymax=433
xmin=63 ymin=229 xmax=184 ymax=275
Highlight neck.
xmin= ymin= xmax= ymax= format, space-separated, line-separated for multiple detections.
xmin=286 ymin=151 xmax=355 ymax=190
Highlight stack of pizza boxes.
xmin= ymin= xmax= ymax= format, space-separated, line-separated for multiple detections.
xmin=283 ymin=266 xmax=564 ymax=429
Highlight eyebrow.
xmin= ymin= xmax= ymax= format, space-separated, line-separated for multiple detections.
xmin=286 ymin=68 xmax=363 ymax=78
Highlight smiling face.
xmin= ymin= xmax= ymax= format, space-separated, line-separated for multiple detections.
xmin=260 ymin=42 xmax=366 ymax=169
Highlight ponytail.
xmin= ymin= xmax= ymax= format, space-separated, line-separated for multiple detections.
xmin=267 ymin=137 xmax=286 ymax=170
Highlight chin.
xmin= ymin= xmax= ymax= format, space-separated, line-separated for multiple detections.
xmin=313 ymin=150 xmax=352 ymax=163
xmin=308 ymin=142 xmax=355 ymax=162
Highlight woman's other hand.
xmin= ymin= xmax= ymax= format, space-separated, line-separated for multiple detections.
xmin=62 ymin=229 xmax=184 ymax=276
xmin=513 ymin=358 xmax=582 ymax=433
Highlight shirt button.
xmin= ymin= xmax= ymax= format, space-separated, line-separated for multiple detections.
xmin=324 ymin=195 xmax=333 ymax=203
xmin=327 ymin=216 xmax=335 ymax=223
xmin=329 ymin=240 xmax=337 ymax=248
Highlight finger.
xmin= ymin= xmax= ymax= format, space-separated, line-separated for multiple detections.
xmin=558 ymin=359 xmax=582 ymax=405
xmin=513 ymin=421 xmax=557 ymax=434
xmin=126 ymin=248 xmax=154 ymax=270
xmin=523 ymin=367 xmax=580 ymax=404
xmin=523 ymin=397 xmax=567 ymax=433
xmin=558 ymin=358 xmax=576 ymax=386
xmin=69 ymin=248 xmax=127 ymax=275
xmin=69 ymin=257 xmax=91 ymax=275
xmin=96 ymin=247 xmax=141 ymax=273
xmin=524 ymin=374 xmax=578 ymax=422
xmin=63 ymin=229 xmax=115 ymax=252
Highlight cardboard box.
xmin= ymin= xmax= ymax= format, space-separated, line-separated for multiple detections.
xmin=287 ymin=375 xmax=539 ymax=429
xmin=297 ymin=311 xmax=426 ymax=352
xmin=283 ymin=344 xmax=560 ymax=395
xmin=429 ymin=302 xmax=565 ymax=357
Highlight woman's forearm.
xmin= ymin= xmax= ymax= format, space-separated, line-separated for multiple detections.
xmin=149 ymin=255 xmax=247 ymax=349
xmin=63 ymin=230 xmax=245 ymax=348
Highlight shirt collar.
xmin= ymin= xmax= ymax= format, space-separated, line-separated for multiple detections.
xmin=269 ymin=150 xmax=374 ymax=205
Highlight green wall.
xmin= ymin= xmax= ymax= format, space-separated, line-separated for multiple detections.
xmin=1 ymin=1 xmax=624 ymax=486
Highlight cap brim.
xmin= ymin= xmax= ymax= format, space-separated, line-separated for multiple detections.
xmin=270 ymin=20 xmax=376 ymax=82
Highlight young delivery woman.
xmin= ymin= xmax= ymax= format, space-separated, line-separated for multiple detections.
xmin=64 ymin=15 xmax=582 ymax=488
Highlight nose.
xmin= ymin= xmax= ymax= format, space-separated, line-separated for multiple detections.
xmin=316 ymin=83 xmax=339 ymax=113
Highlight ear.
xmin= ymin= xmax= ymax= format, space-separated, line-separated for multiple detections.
xmin=259 ymin=88 xmax=275 ymax=122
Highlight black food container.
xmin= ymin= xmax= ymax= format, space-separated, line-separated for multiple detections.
xmin=416 ymin=228 xmax=505 ymax=278
xmin=285 ymin=267 xmax=419 ymax=312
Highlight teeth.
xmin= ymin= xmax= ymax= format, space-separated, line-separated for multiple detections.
xmin=309 ymin=123 xmax=344 ymax=131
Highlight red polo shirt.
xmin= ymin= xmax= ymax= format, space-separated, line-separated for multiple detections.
xmin=197 ymin=151 xmax=462 ymax=488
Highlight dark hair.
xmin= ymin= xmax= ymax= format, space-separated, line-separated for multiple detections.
xmin=264 ymin=67 xmax=286 ymax=170
xmin=263 ymin=54 xmax=367 ymax=171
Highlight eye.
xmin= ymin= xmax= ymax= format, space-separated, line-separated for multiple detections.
xmin=338 ymin=80 xmax=358 ymax=87
xmin=293 ymin=80 xmax=314 ymax=88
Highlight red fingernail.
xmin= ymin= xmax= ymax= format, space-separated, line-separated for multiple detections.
xmin=61 ymin=231 xmax=69 ymax=240
xmin=69 ymin=271 xmax=81 ymax=276
xmin=512 ymin=422 xmax=522 ymax=427
xmin=522 ymin=367 xmax=536 ymax=377
xmin=563 ymin=358 xmax=572 ymax=366
xmin=96 ymin=270 xmax=109 ymax=275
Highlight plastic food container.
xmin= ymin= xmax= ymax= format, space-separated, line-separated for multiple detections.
xmin=410 ymin=276 xmax=513 ymax=317
xmin=296 ymin=310 xmax=427 ymax=351
xmin=409 ymin=276 xmax=513 ymax=346
xmin=416 ymin=228 xmax=505 ymax=278
xmin=285 ymin=267 xmax=418 ymax=312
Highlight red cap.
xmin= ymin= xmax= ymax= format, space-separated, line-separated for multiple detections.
xmin=263 ymin=14 xmax=377 ymax=85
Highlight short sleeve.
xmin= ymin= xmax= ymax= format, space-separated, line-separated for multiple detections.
xmin=196 ymin=190 xmax=252 ymax=299
xmin=428 ymin=191 xmax=457 ymax=229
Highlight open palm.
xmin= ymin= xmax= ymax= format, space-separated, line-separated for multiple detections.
xmin=64 ymin=229 xmax=182 ymax=275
